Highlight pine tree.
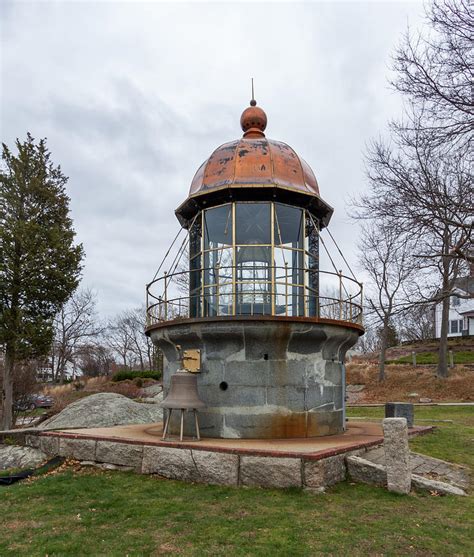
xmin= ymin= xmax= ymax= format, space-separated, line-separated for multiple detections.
xmin=0 ymin=134 xmax=84 ymax=429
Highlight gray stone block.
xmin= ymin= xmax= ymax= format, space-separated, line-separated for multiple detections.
xmin=383 ymin=418 xmax=411 ymax=494
xmin=304 ymin=386 xmax=337 ymax=411
xmin=198 ymin=360 xmax=224 ymax=384
xmin=412 ymin=474 xmax=466 ymax=496
xmin=95 ymin=441 xmax=143 ymax=468
xmin=385 ymin=403 xmax=414 ymax=428
xmin=196 ymin=412 xmax=224 ymax=437
xmin=39 ymin=435 xmax=60 ymax=456
xmin=324 ymin=361 xmax=343 ymax=385
xmin=141 ymin=445 xmax=197 ymax=481
xmin=346 ymin=455 xmax=387 ymax=487
xmin=201 ymin=328 xmax=244 ymax=360
xmin=284 ymin=360 xmax=312 ymax=386
xmin=307 ymin=409 xmax=343 ymax=436
xmin=25 ymin=434 xmax=41 ymax=449
xmin=266 ymin=386 xmax=305 ymax=411
xmin=240 ymin=456 xmax=302 ymax=488
xmin=224 ymin=360 xmax=270 ymax=386
xmin=321 ymin=325 xmax=358 ymax=361
xmin=191 ymin=450 xmax=239 ymax=486
xmin=222 ymin=412 xmax=274 ymax=437
xmin=244 ymin=324 xmax=289 ymax=360
xmin=287 ymin=327 xmax=326 ymax=355
xmin=203 ymin=385 xmax=266 ymax=407
xmin=59 ymin=438 xmax=96 ymax=460
xmin=304 ymin=455 xmax=346 ymax=488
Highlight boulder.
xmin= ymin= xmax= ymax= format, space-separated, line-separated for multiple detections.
xmin=39 ymin=393 xmax=163 ymax=430
xmin=0 ymin=445 xmax=47 ymax=471
xmin=141 ymin=383 xmax=163 ymax=397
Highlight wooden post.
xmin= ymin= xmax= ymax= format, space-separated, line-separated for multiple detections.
xmin=412 ymin=351 xmax=416 ymax=367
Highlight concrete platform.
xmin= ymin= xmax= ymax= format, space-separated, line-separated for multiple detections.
xmin=39 ymin=420 xmax=432 ymax=460
xmin=32 ymin=421 xmax=433 ymax=490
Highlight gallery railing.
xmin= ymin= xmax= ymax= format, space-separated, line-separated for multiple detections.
xmin=146 ymin=265 xmax=363 ymax=327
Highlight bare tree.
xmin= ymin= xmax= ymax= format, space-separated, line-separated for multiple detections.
xmin=396 ymin=304 xmax=435 ymax=343
xmin=354 ymin=127 xmax=471 ymax=378
xmin=107 ymin=306 xmax=155 ymax=371
xmin=355 ymin=324 xmax=381 ymax=355
xmin=392 ymin=0 xmax=473 ymax=150
xmin=358 ymin=223 xmax=416 ymax=381
xmin=51 ymin=289 xmax=103 ymax=383
xmin=77 ymin=343 xmax=115 ymax=377
xmin=106 ymin=314 xmax=134 ymax=370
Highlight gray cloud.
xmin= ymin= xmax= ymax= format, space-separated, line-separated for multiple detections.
xmin=1 ymin=0 xmax=425 ymax=316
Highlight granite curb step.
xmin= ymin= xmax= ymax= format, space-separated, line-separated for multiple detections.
xmin=346 ymin=455 xmax=468 ymax=496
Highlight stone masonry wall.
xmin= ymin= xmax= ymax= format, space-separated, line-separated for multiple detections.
xmin=37 ymin=433 xmax=368 ymax=490
xmin=150 ymin=319 xmax=360 ymax=439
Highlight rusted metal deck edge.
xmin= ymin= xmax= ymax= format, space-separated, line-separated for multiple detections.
xmin=145 ymin=315 xmax=365 ymax=336
xmin=39 ymin=425 xmax=434 ymax=462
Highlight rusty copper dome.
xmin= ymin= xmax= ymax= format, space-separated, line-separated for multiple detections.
xmin=176 ymin=101 xmax=333 ymax=228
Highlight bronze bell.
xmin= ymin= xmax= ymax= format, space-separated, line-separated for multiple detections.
xmin=161 ymin=372 xmax=206 ymax=409
xmin=161 ymin=372 xmax=205 ymax=441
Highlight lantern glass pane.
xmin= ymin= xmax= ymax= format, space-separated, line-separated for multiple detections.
xmin=204 ymin=204 xmax=232 ymax=250
xmin=235 ymin=203 xmax=271 ymax=245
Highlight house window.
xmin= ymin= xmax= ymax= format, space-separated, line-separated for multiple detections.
xmin=450 ymin=320 xmax=460 ymax=334
xmin=451 ymin=296 xmax=460 ymax=307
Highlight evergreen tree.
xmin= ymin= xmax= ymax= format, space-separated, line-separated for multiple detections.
xmin=0 ymin=134 xmax=84 ymax=429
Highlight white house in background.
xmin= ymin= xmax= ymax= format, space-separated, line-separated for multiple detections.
xmin=434 ymin=275 xmax=474 ymax=338
xmin=37 ymin=360 xmax=82 ymax=382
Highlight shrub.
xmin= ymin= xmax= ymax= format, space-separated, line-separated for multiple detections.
xmin=112 ymin=370 xmax=162 ymax=382
xmin=107 ymin=381 xmax=142 ymax=399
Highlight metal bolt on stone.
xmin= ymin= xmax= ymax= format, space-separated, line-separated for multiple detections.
xmin=383 ymin=418 xmax=411 ymax=494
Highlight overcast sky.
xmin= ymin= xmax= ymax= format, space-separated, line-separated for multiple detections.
xmin=1 ymin=0 xmax=426 ymax=317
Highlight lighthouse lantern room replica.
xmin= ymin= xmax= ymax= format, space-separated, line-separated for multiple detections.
xmin=146 ymin=98 xmax=363 ymax=439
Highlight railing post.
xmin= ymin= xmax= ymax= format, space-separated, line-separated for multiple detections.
xmin=164 ymin=271 xmax=168 ymax=320
xmin=215 ymin=263 xmax=220 ymax=316
xmin=338 ymin=269 xmax=343 ymax=320
xmin=285 ymin=262 xmax=289 ymax=316
xmin=146 ymin=287 xmax=150 ymax=326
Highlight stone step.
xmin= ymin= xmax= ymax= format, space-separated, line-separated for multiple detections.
xmin=346 ymin=455 xmax=467 ymax=496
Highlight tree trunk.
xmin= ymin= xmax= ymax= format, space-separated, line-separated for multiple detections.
xmin=437 ymin=231 xmax=451 ymax=379
xmin=378 ymin=318 xmax=389 ymax=382
xmin=147 ymin=342 xmax=153 ymax=371
xmin=437 ymin=293 xmax=450 ymax=378
xmin=1 ymin=346 xmax=15 ymax=430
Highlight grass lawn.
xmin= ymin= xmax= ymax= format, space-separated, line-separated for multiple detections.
xmin=387 ymin=351 xmax=474 ymax=365
xmin=1 ymin=407 xmax=473 ymax=556
xmin=347 ymin=405 xmax=474 ymax=470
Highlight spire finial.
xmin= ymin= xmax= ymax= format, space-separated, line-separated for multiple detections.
xmin=250 ymin=78 xmax=256 ymax=106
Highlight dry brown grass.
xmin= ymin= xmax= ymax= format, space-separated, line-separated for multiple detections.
xmin=347 ymin=362 xmax=474 ymax=403
xmin=44 ymin=377 xmax=143 ymax=417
